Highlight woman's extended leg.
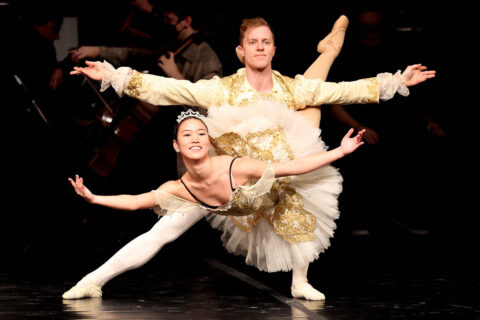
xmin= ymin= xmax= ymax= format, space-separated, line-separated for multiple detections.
xmin=62 ymin=210 xmax=205 ymax=299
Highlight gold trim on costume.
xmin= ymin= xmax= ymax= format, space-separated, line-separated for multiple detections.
xmin=211 ymin=126 xmax=316 ymax=244
xmin=220 ymin=69 xmax=300 ymax=109
xmin=365 ymin=77 xmax=380 ymax=104
xmin=125 ymin=71 xmax=143 ymax=98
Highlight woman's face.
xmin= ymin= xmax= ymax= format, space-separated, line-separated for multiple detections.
xmin=174 ymin=118 xmax=209 ymax=160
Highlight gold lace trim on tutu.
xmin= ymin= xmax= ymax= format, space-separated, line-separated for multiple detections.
xmin=211 ymin=126 xmax=316 ymax=244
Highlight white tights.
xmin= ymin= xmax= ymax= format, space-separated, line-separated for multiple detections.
xmin=81 ymin=210 xmax=205 ymax=286
xmin=79 ymin=210 xmax=310 ymax=288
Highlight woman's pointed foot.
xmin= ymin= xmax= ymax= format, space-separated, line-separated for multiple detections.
xmin=317 ymin=15 xmax=349 ymax=56
xmin=291 ymin=282 xmax=326 ymax=301
xmin=62 ymin=278 xmax=102 ymax=300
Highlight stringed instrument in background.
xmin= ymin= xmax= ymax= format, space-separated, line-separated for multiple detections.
xmin=80 ymin=37 xmax=195 ymax=178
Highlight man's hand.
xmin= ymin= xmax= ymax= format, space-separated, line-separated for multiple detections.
xmin=158 ymin=52 xmax=184 ymax=79
xmin=49 ymin=67 xmax=64 ymax=90
xmin=70 ymin=61 xmax=108 ymax=81
xmin=70 ymin=46 xmax=100 ymax=64
xmin=402 ymin=64 xmax=436 ymax=87
xmin=355 ymin=125 xmax=380 ymax=145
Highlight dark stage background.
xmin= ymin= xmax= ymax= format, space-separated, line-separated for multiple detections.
xmin=0 ymin=0 xmax=477 ymax=313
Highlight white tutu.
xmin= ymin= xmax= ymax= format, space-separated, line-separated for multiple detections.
xmin=204 ymin=100 xmax=343 ymax=272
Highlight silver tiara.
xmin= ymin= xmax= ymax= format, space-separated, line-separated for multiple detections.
xmin=176 ymin=109 xmax=204 ymax=123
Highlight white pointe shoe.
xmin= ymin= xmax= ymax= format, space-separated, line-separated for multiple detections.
xmin=291 ymin=282 xmax=326 ymax=301
xmin=62 ymin=278 xmax=102 ymax=300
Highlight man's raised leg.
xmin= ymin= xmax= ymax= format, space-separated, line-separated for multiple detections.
xmin=299 ymin=15 xmax=349 ymax=127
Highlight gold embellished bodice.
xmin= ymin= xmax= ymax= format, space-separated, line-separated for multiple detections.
xmin=209 ymin=126 xmax=316 ymax=244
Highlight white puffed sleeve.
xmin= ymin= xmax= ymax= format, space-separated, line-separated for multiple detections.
xmin=294 ymin=76 xmax=380 ymax=108
xmin=123 ymin=71 xmax=225 ymax=108
xmin=294 ymin=71 xmax=409 ymax=109
xmin=99 ymin=61 xmax=225 ymax=108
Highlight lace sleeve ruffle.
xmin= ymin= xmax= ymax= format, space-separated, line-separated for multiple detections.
xmin=153 ymin=190 xmax=208 ymax=216
xmin=377 ymin=70 xmax=410 ymax=101
xmin=209 ymin=161 xmax=276 ymax=216
xmin=239 ymin=161 xmax=276 ymax=199
xmin=99 ymin=60 xmax=134 ymax=97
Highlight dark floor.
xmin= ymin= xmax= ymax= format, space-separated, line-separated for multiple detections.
xmin=1 ymin=215 xmax=479 ymax=320
xmin=2 ymin=104 xmax=477 ymax=319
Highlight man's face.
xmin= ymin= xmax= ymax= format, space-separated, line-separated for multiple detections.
xmin=163 ymin=12 xmax=179 ymax=26
xmin=240 ymin=26 xmax=276 ymax=70
xmin=163 ymin=12 xmax=190 ymax=39
xmin=35 ymin=21 xmax=61 ymax=42
xmin=163 ymin=12 xmax=184 ymax=33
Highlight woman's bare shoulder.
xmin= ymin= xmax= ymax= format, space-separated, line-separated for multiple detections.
xmin=156 ymin=180 xmax=184 ymax=197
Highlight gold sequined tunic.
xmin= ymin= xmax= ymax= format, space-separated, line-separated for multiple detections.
xmin=124 ymin=68 xmax=379 ymax=109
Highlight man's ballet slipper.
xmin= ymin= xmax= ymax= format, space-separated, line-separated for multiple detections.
xmin=291 ymin=282 xmax=326 ymax=301
xmin=62 ymin=278 xmax=102 ymax=300
xmin=317 ymin=15 xmax=349 ymax=55
xmin=235 ymin=46 xmax=245 ymax=65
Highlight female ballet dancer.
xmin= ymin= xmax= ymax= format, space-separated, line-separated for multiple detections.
xmin=66 ymin=110 xmax=365 ymax=300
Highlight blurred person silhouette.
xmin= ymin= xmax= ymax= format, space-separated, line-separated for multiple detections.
xmin=10 ymin=6 xmax=65 ymax=124
xmin=69 ymin=4 xmax=224 ymax=215
xmin=3 ymin=2 xmax=86 ymax=256
xmin=322 ymin=6 xmax=446 ymax=236
xmin=118 ymin=0 xmax=175 ymax=49
xmin=70 ymin=4 xmax=223 ymax=83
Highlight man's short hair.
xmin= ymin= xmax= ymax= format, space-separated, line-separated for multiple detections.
xmin=239 ymin=17 xmax=274 ymax=45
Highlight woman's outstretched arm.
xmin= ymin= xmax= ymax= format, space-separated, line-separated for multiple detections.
xmin=272 ymin=128 xmax=364 ymax=177
xmin=69 ymin=175 xmax=159 ymax=211
xmin=233 ymin=128 xmax=365 ymax=180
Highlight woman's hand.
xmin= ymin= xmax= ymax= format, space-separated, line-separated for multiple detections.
xmin=68 ymin=175 xmax=95 ymax=203
xmin=70 ymin=60 xmax=108 ymax=81
xmin=402 ymin=64 xmax=436 ymax=87
xmin=355 ymin=125 xmax=379 ymax=145
xmin=340 ymin=128 xmax=365 ymax=155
